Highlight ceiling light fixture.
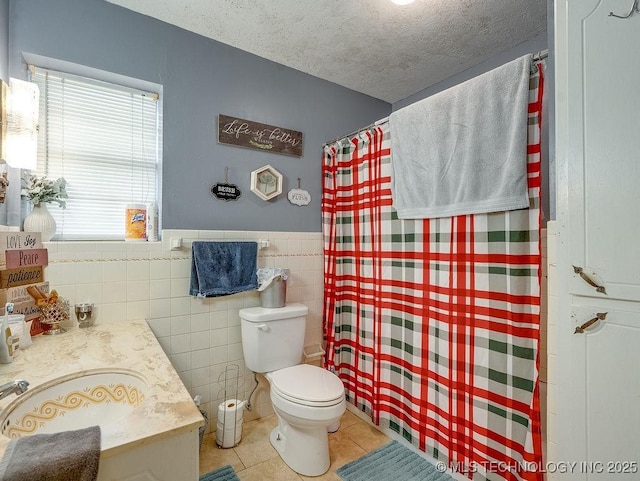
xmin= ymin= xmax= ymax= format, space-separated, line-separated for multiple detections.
xmin=391 ymin=0 xmax=415 ymax=5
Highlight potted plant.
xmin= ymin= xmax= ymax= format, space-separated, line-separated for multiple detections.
xmin=21 ymin=173 xmax=68 ymax=241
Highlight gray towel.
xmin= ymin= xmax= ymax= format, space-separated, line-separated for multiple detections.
xmin=0 ymin=425 xmax=101 ymax=481
xmin=189 ymin=241 xmax=258 ymax=297
xmin=390 ymin=54 xmax=532 ymax=219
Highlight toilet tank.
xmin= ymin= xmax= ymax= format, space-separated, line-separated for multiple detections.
xmin=239 ymin=303 xmax=309 ymax=373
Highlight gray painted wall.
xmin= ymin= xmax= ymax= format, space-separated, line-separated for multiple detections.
xmin=8 ymin=0 xmax=553 ymax=231
xmin=8 ymin=0 xmax=390 ymax=232
xmin=0 ymin=0 xmax=8 ymax=82
xmin=392 ymin=32 xmax=553 ymax=223
xmin=392 ymin=32 xmax=548 ymax=111
xmin=0 ymin=0 xmax=9 ymax=226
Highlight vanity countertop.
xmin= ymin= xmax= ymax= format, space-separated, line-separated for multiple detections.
xmin=0 ymin=320 xmax=203 ymax=458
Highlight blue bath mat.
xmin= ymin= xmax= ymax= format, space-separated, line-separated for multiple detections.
xmin=199 ymin=465 xmax=240 ymax=481
xmin=337 ymin=441 xmax=454 ymax=481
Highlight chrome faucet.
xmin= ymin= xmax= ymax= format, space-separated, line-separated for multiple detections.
xmin=0 ymin=380 xmax=29 ymax=401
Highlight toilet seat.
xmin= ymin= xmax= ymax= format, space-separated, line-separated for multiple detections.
xmin=269 ymin=364 xmax=344 ymax=407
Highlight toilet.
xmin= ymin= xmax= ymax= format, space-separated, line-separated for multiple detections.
xmin=239 ymin=303 xmax=346 ymax=476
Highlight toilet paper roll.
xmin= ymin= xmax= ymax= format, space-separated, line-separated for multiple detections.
xmin=216 ymin=422 xmax=242 ymax=448
xmin=217 ymin=399 xmax=246 ymax=424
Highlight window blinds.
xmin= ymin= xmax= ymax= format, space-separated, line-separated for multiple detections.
xmin=31 ymin=67 xmax=161 ymax=240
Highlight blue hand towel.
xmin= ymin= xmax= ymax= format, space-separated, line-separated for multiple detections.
xmin=190 ymin=241 xmax=258 ymax=297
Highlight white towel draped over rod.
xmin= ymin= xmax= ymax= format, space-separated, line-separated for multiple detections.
xmin=389 ymin=53 xmax=534 ymax=219
xmin=321 ymin=49 xmax=548 ymax=148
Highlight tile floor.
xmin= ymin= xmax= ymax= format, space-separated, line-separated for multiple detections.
xmin=199 ymin=410 xmax=391 ymax=481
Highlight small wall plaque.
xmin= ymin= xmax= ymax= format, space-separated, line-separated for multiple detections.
xmin=218 ymin=115 xmax=303 ymax=157
xmin=211 ymin=167 xmax=242 ymax=201
xmin=250 ymin=165 xmax=283 ymax=201
xmin=4 ymin=248 xmax=49 ymax=269
xmin=211 ymin=182 xmax=241 ymax=201
xmin=0 ymin=265 xmax=44 ymax=289
xmin=287 ymin=189 xmax=311 ymax=206
xmin=287 ymin=178 xmax=311 ymax=206
xmin=0 ymin=232 xmax=42 ymax=270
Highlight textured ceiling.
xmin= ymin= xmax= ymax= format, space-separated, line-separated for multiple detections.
xmin=105 ymin=0 xmax=547 ymax=104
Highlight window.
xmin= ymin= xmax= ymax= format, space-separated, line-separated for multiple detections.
xmin=31 ymin=66 xmax=161 ymax=240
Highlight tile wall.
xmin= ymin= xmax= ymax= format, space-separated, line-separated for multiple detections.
xmin=539 ymin=228 xmax=548 ymax=448
xmin=41 ymin=227 xmax=550 ymax=438
xmin=540 ymin=228 xmax=548 ymax=383
xmin=42 ymin=229 xmax=325 ymax=431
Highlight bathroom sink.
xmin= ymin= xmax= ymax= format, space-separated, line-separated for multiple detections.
xmin=0 ymin=369 xmax=148 ymax=438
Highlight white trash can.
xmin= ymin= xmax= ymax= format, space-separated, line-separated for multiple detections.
xmin=257 ymin=268 xmax=289 ymax=308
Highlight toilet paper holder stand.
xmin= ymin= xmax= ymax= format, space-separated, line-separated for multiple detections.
xmin=215 ymin=363 xmax=246 ymax=448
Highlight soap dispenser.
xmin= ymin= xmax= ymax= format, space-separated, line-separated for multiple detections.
xmin=0 ymin=303 xmax=14 ymax=364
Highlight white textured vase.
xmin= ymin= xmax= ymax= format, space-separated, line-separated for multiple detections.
xmin=23 ymin=203 xmax=57 ymax=241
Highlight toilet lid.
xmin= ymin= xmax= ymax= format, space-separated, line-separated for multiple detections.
xmin=270 ymin=365 xmax=344 ymax=404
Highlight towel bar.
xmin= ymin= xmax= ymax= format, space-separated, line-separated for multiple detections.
xmin=170 ymin=237 xmax=269 ymax=251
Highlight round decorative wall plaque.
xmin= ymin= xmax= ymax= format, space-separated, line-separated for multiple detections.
xmin=287 ymin=178 xmax=311 ymax=206
xmin=287 ymin=189 xmax=311 ymax=206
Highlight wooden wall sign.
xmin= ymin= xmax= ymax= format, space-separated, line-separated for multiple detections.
xmin=218 ymin=115 xmax=303 ymax=157
xmin=0 ymin=232 xmax=42 ymax=270
xmin=0 ymin=266 xmax=44 ymax=289
xmin=5 ymin=248 xmax=49 ymax=269
xmin=0 ymin=281 xmax=49 ymax=305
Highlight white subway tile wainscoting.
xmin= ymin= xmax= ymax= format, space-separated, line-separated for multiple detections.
xmin=42 ymin=229 xmax=325 ymax=432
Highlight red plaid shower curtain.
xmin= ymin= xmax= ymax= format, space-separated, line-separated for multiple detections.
xmin=322 ymin=67 xmax=544 ymax=481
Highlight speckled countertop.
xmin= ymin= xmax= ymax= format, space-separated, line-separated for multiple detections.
xmin=0 ymin=320 xmax=203 ymax=458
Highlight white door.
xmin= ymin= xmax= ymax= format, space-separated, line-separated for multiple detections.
xmin=553 ymin=1 xmax=640 ymax=479
xmin=562 ymin=0 xmax=640 ymax=303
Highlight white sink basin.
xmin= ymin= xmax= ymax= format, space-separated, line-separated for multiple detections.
xmin=0 ymin=369 xmax=148 ymax=438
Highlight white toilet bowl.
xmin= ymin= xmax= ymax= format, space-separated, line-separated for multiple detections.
xmin=266 ymin=364 xmax=346 ymax=476
xmin=239 ymin=304 xmax=346 ymax=476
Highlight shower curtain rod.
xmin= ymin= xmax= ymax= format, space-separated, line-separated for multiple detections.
xmin=533 ymin=49 xmax=548 ymax=61
xmin=322 ymin=49 xmax=548 ymax=148
xmin=323 ymin=116 xmax=390 ymax=148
